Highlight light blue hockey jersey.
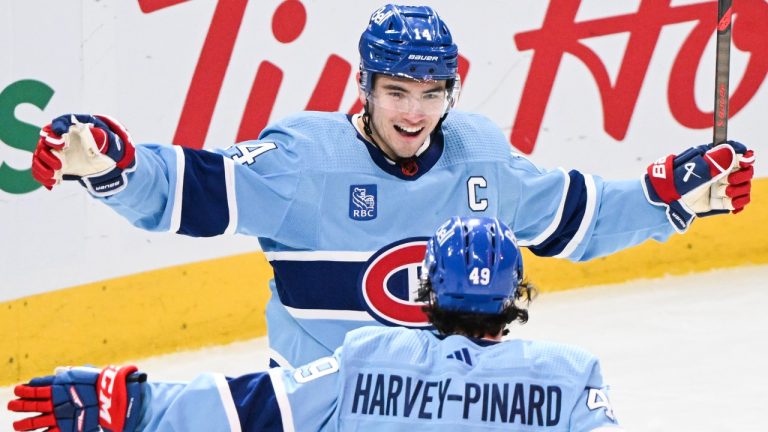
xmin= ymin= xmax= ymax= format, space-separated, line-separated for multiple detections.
xmin=137 ymin=327 xmax=624 ymax=431
xmin=101 ymin=110 xmax=673 ymax=366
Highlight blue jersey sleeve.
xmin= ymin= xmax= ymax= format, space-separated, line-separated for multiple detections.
xmin=138 ymin=374 xmax=246 ymax=432
xmin=503 ymin=152 xmax=674 ymax=261
xmin=266 ymin=354 xmax=342 ymax=431
xmin=99 ymin=127 xmax=303 ymax=239
xmin=570 ymin=361 xmax=623 ymax=431
xmin=135 ymin=353 xmax=341 ymax=432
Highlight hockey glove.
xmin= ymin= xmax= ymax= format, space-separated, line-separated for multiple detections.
xmin=7 ymin=365 xmax=146 ymax=432
xmin=32 ymin=114 xmax=136 ymax=197
xmin=643 ymin=141 xmax=755 ymax=233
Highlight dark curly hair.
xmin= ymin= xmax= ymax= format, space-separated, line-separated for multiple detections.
xmin=416 ymin=277 xmax=537 ymax=338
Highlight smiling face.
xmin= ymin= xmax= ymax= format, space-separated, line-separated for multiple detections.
xmin=358 ymin=74 xmax=448 ymax=161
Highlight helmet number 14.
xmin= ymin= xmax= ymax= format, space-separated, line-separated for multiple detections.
xmin=469 ymin=267 xmax=491 ymax=285
xmin=413 ymin=28 xmax=433 ymax=41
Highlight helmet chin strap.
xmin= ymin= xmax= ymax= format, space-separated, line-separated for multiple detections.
xmin=361 ymin=100 xmax=376 ymax=141
xmin=362 ymin=102 xmax=408 ymax=163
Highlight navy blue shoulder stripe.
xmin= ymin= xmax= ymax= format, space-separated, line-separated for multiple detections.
xmin=528 ymin=170 xmax=588 ymax=257
xmin=178 ymin=147 xmax=230 ymax=237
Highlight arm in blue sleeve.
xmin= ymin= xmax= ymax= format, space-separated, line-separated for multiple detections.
xmin=570 ymin=361 xmax=624 ymax=431
xmin=573 ymin=178 xmax=675 ymax=260
xmin=136 ymin=372 xmax=286 ymax=431
xmin=506 ymin=154 xmax=674 ymax=261
xmin=135 ymin=354 xmax=341 ymax=431
xmin=98 ymin=137 xmax=300 ymax=238
xmin=137 ymin=373 xmax=249 ymax=432
xmin=100 ymin=144 xmax=177 ymax=232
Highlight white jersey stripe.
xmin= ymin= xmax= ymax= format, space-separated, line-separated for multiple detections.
xmin=556 ymin=174 xmax=597 ymax=259
xmin=169 ymin=145 xmax=185 ymax=233
xmin=223 ymin=158 xmax=238 ymax=235
xmin=518 ymin=167 xmax=570 ymax=247
xmin=268 ymin=368 xmax=295 ymax=432
xmin=213 ymin=373 xmax=242 ymax=432
xmin=283 ymin=305 xmax=375 ymax=321
xmin=268 ymin=348 xmax=294 ymax=369
xmin=265 ymin=250 xmax=374 ymax=262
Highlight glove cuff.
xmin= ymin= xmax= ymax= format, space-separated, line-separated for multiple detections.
xmin=75 ymin=156 xmax=137 ymax=197
xmin=98 ymin=365 xmax=146 ymax=432
xmin=642 ymin=174 xmax=695 ymax=233
xmin=665 ymin=200 xmax=695 ymax=233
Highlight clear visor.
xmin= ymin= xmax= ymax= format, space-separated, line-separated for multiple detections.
xmin=367 ymin=85 xmax=450 ymax=115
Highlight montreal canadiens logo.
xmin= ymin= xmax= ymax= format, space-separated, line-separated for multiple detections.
xmin=359 ymin=237 xmax=431 ymax=327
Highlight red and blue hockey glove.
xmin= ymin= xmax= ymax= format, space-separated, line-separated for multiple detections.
xmin=643 ymin=141 xmax=755 ymax=233
xmin=7 ymin=365 xmax=146 ymax=432
xmin=32 ymin=114 xmax=136 ymax=197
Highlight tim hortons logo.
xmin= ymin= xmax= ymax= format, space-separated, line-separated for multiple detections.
xmin=138 ymin=0 xmax=766 ymax=154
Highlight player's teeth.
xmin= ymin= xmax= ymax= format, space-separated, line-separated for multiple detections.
xmin=397 ymin=125 xmax=422 ymax=133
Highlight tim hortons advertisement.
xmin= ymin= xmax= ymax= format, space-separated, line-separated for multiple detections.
xmin=1 ymin=0 xmax=765 ymax=299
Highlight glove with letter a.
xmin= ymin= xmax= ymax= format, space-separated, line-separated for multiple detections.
xmin=32 ymin=114 xmax=136 ymax=197
xmin=642 ymin=141 xmax=755 ymax=233
xmin=7 ymin=365 xmax=146 ymax=432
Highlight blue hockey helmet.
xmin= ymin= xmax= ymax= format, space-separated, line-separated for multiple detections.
xmin=421 ymin=217 xmax=523 ymax=314
xmin=358 ymin=4 xmax=460 ymax=96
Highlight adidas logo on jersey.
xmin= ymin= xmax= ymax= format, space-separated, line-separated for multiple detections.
xmin=447 ymin=348 xmax=473 ymax=366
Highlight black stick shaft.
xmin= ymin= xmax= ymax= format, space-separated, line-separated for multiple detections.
xmin=713 ymin=0 xmax=733 ymax=145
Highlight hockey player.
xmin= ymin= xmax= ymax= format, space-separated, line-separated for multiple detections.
xmin=30 ymin=4 xmax=754 ymax=368
xmin=8 ymin=216 xmax=623 ymax=432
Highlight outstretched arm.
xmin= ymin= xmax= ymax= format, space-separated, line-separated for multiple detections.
xmin=31 ymin=113 xmax=302 ymax=239
xmin=506 ymin=141 xmax=754 ymax=261
xmin=9 ymin=355 xmax=342 ymax=432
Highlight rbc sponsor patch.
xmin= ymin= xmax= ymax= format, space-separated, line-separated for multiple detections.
xmin=349 ymin=185 xmax=377 ymax=221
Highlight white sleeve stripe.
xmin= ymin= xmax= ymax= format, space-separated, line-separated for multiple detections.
xmin=268 ymin=368 xmax=295 ymax=432
xmin=213 ymin=373 xmax=242 ymax=432
xmin=223 ymin=158 xmax=238 ymax=235
xmin=169 ymin=145 xmax=185 ymax=233
xmin=268 ymin=348 xmax=295 ymax=369
xmin=265 ymin=250 xmax=374 ymax=262
xmin=555 ymin=174 xmax=597 ymax=259
xmin=517 ymin=168 xmax=570 ymax=247
xmin=284 ymin=305 xmax=376 ymax=321
xmin=588 ymin=427 xmax=625 ymax=431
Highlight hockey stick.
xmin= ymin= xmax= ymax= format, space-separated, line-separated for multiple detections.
xmin=713 ymin=0 xmax=733 ymax=145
